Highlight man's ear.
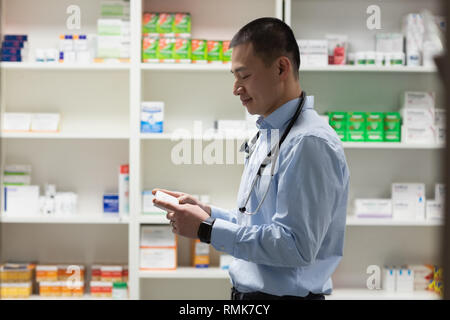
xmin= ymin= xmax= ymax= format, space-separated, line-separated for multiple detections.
xmin=278 ymin=57 xmax=291 ymax=79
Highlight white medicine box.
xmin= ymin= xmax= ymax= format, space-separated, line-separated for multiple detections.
xmin=2 ymin=113 xmax=32 ymax=131
xmin=396 ymin=268 xmax=414 ymax=292
xmin=403 ymin=92 xmax=435 ymax=110
xmin=392 ymin=183 xmax=425 ymax=220
xmin=30 ymin=113 xmax=60 ymax=132
xmin=4 ymin=185 xmax=40 ymax=216
xmin=382 ymin=267 xmax=396 ymax=291
xmin=140 ymin=226 xmax=177 ymax=270
xmin=142 ymin=191 xmax=165 ymax=214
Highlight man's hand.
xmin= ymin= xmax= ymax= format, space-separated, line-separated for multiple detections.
xmin=152 ymin=188 xmax=211 ymax=215
xmin=152 ymin=188 xmax=211 ymax=238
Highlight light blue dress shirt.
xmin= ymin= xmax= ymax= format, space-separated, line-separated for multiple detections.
xmin=210 ymin=95 xmax=349 ymax=297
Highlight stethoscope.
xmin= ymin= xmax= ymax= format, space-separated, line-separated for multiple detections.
xmin=238 ymin=91 xmax=307 ymax=215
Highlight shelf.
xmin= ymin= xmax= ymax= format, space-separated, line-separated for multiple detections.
xmin=141 ymin=63 xmax=231 ymax=72
xmin=0 ymin=215 xmax=130 ymax=224
xmin=300 ymin=65 xmax=437 ymax=73
xmin=140 ymin=63 xmax=436 ymax=73
xmin=346 ymin=217 xmax=443 ymax=226
xmin=0 ymin=62 xmax=130 ymax=71
xmin=0 ymin=131 xmax=130 ymax=140
xmin=327 ymin=288 xmax=441 ymax=300
xmin=342 ymin=142 xmax=445 ymax=149
xmin=140 ymin=132 xmax=250 ymax=140
xmin=139 ymin=267 xmax=229 ymax=279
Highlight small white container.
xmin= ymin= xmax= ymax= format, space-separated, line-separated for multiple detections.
xmin=355 ymin=51 xmax=366 ymax=65
xmin=365 ymin=51 xmax=376 ymax=65
xmin=375 ymin=52 xmax=384 ymax=66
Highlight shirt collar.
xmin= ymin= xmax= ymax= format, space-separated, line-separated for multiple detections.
xmin=256 ymin=95 xmax=314 ymax=130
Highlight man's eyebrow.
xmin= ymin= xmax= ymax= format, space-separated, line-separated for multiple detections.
xmin=230 ymin=66 xmax=247 ymax=74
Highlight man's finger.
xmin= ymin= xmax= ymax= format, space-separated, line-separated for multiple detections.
xmin=166 ymin=212 xmax=175 ymax=220
xmin=152 ymin=188 xmax=184 ymax=198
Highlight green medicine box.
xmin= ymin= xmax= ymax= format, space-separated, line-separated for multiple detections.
xmin=328 ymin=111 xmax=347 ymax=141
xmin=157 ymin=13 xmax=175 ymax=34
xmin=365 ymin=112 xmax=385 ymax=142
xmin=173 ymin=13 xmax=191 ymax=35
xmin=346 ymin=112 xmax=366 ymax=142
xmin=142 ymin=13 xmax=159 ymax=35
xmin=384 ymin=112 xmax=402 ymax=142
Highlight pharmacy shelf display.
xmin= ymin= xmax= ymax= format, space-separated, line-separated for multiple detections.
xmin=1 ymin=0 xmax=444 ymax=300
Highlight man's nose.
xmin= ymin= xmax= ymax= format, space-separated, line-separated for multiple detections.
xmin=233 ymin=82 xmax=244 ymax=96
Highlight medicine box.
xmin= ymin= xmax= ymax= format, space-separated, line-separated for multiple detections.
xmin=142 ymin=37 xmax=158 ymax=62
xmin=191 ymin=39 xmax=207 ymax=64
xmin=30 ymin=113 xmax=60 ymax=132
xmin=157 ymin=13 xmax=175 ymax=36
xmin=141 ymin=102 xmax=164 ymax=133
xmin=401 ymin=125 xmax=436 ymax=144
xmin=297 ymin=39 xmax=328 ymax=67
xmin=328 ymin=112 xmax=347 ymax=141
xmin=157 ymin=37 xmax=175 ymax=62
xmin=140 ymin=226 xmax=177 ymax=270
xmin=2 ymin=113 xmax=32 ymax=131
xmin=396 ymin=268 xmax=414 ymax=292
xmin=401 ymin=108 xmax=435 ymax=128
xmin=426 ymin=200 xmax=443 ymax=220
xmin=354 ymin=199 xmax=392 ymax=218
xmin=142 ymin=190 xmax=165 ymax=214
xmin=392 ymin=183 xmax=426 ymax=220
xmin=220 ymin=254 xmax=234 ymax=270
xmin=403 ymin=92 xmax=435 ymax=110
xmin=191 ymin=239 xmax=210 ymax=268
xmin=207 ymin=40 xmax=223 ymax=64
xmin=384 ymin=112 xmax=401 ymax=142
xmin=435 ymin=184 xmax=445 ymax=203
xmin=103 ymin=193 xmax=119 ymax=213
xmin=382 ymin=267 xmax=396 ymax=291
xmin=365 ymin=112 xmax=384 ymax=142
xmin=142 ymin=13 xmax=159 ymax=37
xmin=173 ymin=13 xmax=191 ymax=37
xmin=174 ymin=37 xmax=191 ymax=63
xmin=4 ymin=185 xmax=40 ymax=216
xmin=118 ymin=164 xmax=129 ymax=215
xmin=346 ymin=112 xmax=366 ymax=142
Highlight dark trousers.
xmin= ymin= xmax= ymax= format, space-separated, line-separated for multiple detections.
xmin=231 ymin=287 xmax=325 ymax=300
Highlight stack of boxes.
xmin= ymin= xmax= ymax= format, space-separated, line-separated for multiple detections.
xmin=96 ymin=0 xmax=130 ymax=61
xmin=1 ymin=35 xmax=28 ymax=62
xmin=297 ymin=40 xmax=328 ymax=67
xmin=401 ymin=91 xmax=440 ymax=144
xmin=383 ymin=265 xmax=443 ymax=296
xmin=0 ymin=263 xmax=35 ymax=298
xmin=140 ymin=225 xmax=177 ymax=270
xmin=328 ymin=111 xmax=401 ymax=142
xmin=392 ymin=183 xmax=426 ymax=220
xmin=353 ymin=182 xmax=444 ymax=221
xmin=90 ymin=264 xmax=128 ymax=298
xmin=142 ymin=12 xmax=232 ymax=64
xmin=58 ymin=34 xmax=93 ymax=63
xmin=36 ymin=264 xmax=85 ymax=297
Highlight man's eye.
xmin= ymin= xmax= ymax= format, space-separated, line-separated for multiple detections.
xmin=242 ymin=75 xmax=250 ymax=79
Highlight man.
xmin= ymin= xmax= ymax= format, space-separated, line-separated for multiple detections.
xmin=153 ymin=17 xmax=349 ymax=300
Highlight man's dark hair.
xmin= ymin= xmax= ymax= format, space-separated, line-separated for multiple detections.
xmin=230 ymin=17 xmax=300 ymax=79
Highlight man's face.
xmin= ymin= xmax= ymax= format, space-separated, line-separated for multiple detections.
xmin=231 ymin=43 xmax=280 ymax=116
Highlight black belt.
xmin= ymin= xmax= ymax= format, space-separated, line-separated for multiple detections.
xmin=231 ymin=287 xmax=325 ymax=300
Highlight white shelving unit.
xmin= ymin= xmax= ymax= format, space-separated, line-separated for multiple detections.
xmin=0 ymin=0 xmax=444 ymax=301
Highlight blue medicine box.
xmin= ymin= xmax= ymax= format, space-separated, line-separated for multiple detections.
xmin=103 ymin=194 xmax=119 ymax=213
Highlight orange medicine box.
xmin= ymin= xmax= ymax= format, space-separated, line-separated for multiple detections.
xmin=191 ymin=239 xmax=210 ymax=268
xmin=57 ymin=265 xmax=85 ymax=281
xmin=100 ymin=265 xmax=123 ymax=282
xmin=39 ymin=281 xmax=62 ymax=297
xmin=90 ymin=281 xmax=113 ymax=298
xmin=36 ymin=265 xmax=58 ymax=282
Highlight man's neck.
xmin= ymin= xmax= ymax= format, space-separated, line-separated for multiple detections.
xmin=263 ymin=85 xmax=302 ymax=118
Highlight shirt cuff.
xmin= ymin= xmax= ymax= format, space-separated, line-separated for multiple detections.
xmin=210 ymin=205 xmax=233 ymax=221
xmin=210 ymin=218 xmax=240 ymax=255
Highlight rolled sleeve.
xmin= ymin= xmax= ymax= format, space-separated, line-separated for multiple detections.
xmin=210 ymin=218 xmax=240 ymax=254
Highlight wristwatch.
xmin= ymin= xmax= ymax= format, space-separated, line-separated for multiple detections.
xmin=197 ymin=217 xmax=216 ymax=244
